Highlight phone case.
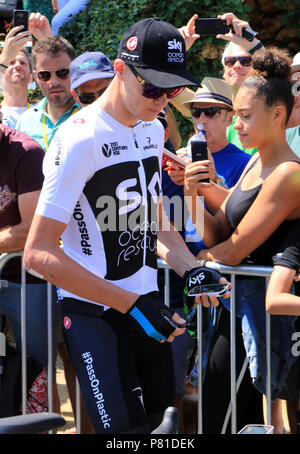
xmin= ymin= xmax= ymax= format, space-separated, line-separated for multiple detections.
xmin=162 ymin=147 xmax=187 ymax=169
xmin=13 ymin=10 xmax=29 ymax=32
xmin=195 ymin=18 xmax=229 ymax=36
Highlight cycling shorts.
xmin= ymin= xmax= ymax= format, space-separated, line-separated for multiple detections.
xmin=61 ymin=296 xmax=175 ymax=433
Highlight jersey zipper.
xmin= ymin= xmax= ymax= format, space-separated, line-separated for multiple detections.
xmin=131 ymin=126 xmax=147 ymax=291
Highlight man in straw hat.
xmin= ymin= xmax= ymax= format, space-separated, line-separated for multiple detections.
xmin=181 ymin=76 xmax=251 ymax=188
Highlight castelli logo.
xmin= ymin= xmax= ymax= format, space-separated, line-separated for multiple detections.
xmin=64 ymin=316 xmax=72 ymax=329
xmin=73 ymin=118 xmax=86 ymax=124
xmin=127 ymin=36 xmax=138 ymax=51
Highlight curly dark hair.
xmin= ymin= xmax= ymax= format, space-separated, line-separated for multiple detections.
xmin=241 ymin=47 xmax=294 ymax=124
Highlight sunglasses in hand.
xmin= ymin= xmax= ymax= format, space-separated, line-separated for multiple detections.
xmin=187 ymin=283 xmax=229 ymax=297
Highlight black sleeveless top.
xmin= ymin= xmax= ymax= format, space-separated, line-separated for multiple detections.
xmin=225 ymin=157 xmax=300 ymax=266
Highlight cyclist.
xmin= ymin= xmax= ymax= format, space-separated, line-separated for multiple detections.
xmin=23 ymin=18 xmax=228 ymax=433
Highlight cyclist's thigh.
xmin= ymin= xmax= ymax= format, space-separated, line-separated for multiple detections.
xmin=61 ymin=300 xmax=149 ymax=434
xmin=137 ymin=336 xmax=175 ymax=419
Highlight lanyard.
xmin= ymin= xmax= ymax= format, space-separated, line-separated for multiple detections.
xmin=42 ymin=106 xmax=79 ymax=151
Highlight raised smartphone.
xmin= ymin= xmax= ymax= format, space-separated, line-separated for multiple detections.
xmin=13 ymin=10 xmax=29 ymax=33
xmin=195 ymin=18 xmax=229 ymax=36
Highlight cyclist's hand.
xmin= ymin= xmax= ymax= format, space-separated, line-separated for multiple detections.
xmin=127 ymin=294 xmax=186 ymax=343
xmin=183 ymin=267 xmax=230 ymax=307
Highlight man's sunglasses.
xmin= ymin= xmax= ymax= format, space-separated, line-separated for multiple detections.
xmin=128 ymin=65 xmax=184 ymax=99
xmin=224 ymin=56 xmax=252 ymax=67
xmin=190 ymin=106 xmax=232 ymax=118
xmin=37 ymin=68 xmax=70 ymax=82
xmin=75 ymin=88 xmax=107 ymax=105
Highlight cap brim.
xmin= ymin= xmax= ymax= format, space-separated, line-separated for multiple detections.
xmin=71 ymin=70 xmax=115 ymax=90
xmin=137 ymin=66 xmax=200 ymax=89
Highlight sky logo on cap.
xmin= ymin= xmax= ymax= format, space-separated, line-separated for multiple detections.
xmin=127 ymin=36 xmax=138 ymax=51
xmin=168 ymin=39 xmax=183 ymax=52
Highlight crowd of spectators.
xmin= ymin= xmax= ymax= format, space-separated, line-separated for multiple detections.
xmin=0 ymin=5 xmax=300 ymax=435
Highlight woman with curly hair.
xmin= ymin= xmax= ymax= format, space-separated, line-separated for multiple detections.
xmin=172 ymin=47 xmax=300 ymax=433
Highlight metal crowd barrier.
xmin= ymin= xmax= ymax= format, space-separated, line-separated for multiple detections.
xmin=0 ymin=252 xmax=274 ymax=434
xmin=0 ymin=252 xmax=55 ymax=430
xmin=159 ymin=258 xmax=274 ymax=434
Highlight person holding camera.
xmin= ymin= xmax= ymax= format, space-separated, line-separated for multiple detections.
xmin=0 ymin=13 xmax=52 ymax=128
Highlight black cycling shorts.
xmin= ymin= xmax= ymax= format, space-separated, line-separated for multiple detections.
xmin=61 ymin=297 xmax=175 ymax=434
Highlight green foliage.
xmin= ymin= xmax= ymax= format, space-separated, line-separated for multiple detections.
xmin=57 ymin=1 xmax=246 ymax=144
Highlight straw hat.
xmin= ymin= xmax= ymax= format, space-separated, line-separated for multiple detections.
xmin=183 ymin=77 xmax=233 ymax=109
xmin=291 ymin=52 xmax=300 ymax=73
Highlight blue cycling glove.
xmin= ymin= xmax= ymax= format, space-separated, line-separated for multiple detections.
xmin=127 ymin=294 xmax=182 ymax=342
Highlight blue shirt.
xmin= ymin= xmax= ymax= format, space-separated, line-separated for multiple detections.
xmin=286 ymin=126 xmax=300 ymax=157
xmin=16 ymin=97 xmax=80 ymax=152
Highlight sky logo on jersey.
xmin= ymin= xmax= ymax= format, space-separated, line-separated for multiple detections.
xmin=83 ymin=157 xmax=160 ymax=281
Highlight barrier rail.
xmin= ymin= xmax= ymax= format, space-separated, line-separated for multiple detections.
xmin=159 ymin=258 xmax=275 ymax=434
xmin=0 ymin=252 xmax=277 ymax=434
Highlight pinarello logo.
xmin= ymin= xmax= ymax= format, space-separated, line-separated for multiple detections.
xmin=64 ymin=316 xmax=72 ymax=329
xmin=127 ymin=36 xmax=138 ymax=51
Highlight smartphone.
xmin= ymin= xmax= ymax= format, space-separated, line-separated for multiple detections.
xmin=195 ymin=18 xmax=229 ymax=36
xmin=13 ymin=10 xmax=29 ymax=34
xmin=191 ymin=138 xmax=210 ymax=183
xmin=238 ymin=424 xmax=274 ymax=434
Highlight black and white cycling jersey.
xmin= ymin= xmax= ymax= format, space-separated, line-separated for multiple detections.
xmin=36 ymin=106 xmax=164 ymax=307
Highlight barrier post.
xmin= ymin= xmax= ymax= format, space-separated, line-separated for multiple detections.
xmin=21 ymin=263 xmax=27 ymax=415
xmin=230 ymin=273 xmax=237 ymax=434
xmin=197 ymin=304 xmax=203 ymax=434
xmin=265 ymin=276 xmax=272 ymax=425
xmin=47 ymin=283 xmax=53 ymax=414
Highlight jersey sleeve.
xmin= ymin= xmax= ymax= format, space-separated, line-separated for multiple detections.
xmin=36 ymin=119 xmax=97 ymax=225
xmin=272 ymin=221 xmax=300 ymax=271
